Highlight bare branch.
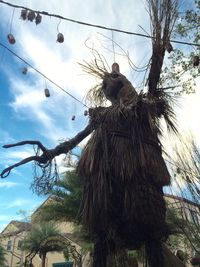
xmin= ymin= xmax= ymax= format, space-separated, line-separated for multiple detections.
xmin=1 ymin=124 xmax=93 ymax=178
xmin=3 ymin=140 xmax=47 ymax=152
xmin=1 ymin=155 xmax=43 ymax=178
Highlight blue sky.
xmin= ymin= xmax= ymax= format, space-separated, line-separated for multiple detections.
xmin=0 ymin=0 xmax=199 ymax=231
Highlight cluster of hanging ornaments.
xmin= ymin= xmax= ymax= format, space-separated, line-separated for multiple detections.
xmin=20 ymin=9 xmax=42 ymax=25
xmin=7 ymin=8 xmax=199 ymax=122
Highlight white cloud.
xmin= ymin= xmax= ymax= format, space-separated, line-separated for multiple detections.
xmin=0 ymin=181 xmax=20 ymax=188
xmin=0 ymin=1 xmax=153 ymax=163
xmin=7 ymin=198 xmax=32 ymax=208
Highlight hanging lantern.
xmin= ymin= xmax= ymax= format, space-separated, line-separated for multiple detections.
xmin=27 ymin=11 xmax=36 ymax=22
xmin=20 ymin=9 xmax=27 ymax=20
xmin=22 ymin=67 xmax=28 ymax=75
xmin=7 ymin=34 xmax=16 ymax=44
xmin=57 ymin=33 xmax=64 ymax=43
xmin=71 ymin=115 xmax=76 ymax=121
xmin=44 ymin=88 xmax=50 ymax=97
xmin=166 ymin=42 xmax=173 ymax=53
xmin=193 ymin=56 xmax=199 ymax=67
xmin=35 ymin=13 xmax=42 ymax=25
xmin=84 ymin=110 xmax=88 ymax=116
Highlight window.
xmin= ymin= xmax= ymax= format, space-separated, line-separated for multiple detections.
xmin=7 ymin=240 xmax=12 ymax=251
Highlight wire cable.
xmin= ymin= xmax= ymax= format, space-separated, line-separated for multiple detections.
xmin=0 ymin=41 xmax=88 ymax=108
xmin=0 ymin=0 xmax=200 ymax=48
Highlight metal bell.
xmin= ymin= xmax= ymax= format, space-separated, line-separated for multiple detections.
xmin=20 ymin=9 xmax=27 ymax=20
xmin=71 ymin=115 xmax=76 ymax=121
xmin=57 ymin=33 xmax=64 ymax=43
xmin=7 ymin=34 xmax=16 ymax=44
xmin=27 ymin=11 xmax=35 ymax=22
xmin=35 ymin=13 xmax=42 ymax=25
xmin=44 ymin=88 xmax=50 ymax=97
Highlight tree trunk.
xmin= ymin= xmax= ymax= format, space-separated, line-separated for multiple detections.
xmin=41 ymin=252 xmax=46 ymax=267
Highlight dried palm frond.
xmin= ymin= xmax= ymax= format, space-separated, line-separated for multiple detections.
xmin=79 ymin=59 xmax=110 ymax=106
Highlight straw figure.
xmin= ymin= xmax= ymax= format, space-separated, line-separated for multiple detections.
xmin=0 ymin=62 xmax=177 ymax=267
xmin=1 ymin=1 xmax=182 ymax=266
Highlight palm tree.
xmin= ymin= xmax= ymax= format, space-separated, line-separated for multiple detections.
xmin=0 ymin=245 xmax=7 ymax=267
xmin=21 ymin=221 xmax=64 ymax=267
xmin=36 ymin=170 xmax=83 ymax=223
xmin=34 ymin=170 xmax=92 ymax=262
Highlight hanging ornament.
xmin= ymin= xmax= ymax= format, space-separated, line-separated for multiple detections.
xmin=20 ymin=9 xmax=27 ymax=20
xmin=56 ymin=19 xmax=64 ymax=43
xmin=166 ymin=42 xmax=173 ymax=53
xmin=71 ymin=115 xmax=76 ymax=121
xmin=193 ymin=55 xmax=199 ymax=67
xmin=84 ymin=110 xmax=88 ymax=116
xmin=27 ymin=11 xmax=36 ymax=22
xmin=22 ymin=67 xmax=28 ymax=75
xmin=35 ymin=13 xmax=42 ymax=25
xmin=57 ymin=33 xmax=64 ymax=43
xmin=7 ymin=33 xmax=16 ymax=44
xmin=44 ymin=88 xmax=50 ymax=97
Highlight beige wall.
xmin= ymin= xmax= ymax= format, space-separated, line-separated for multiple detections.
xmin=0 ymin=231 xmax=26 ymax=267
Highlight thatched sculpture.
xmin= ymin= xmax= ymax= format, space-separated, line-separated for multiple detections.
xmin=1 ymin=1 xmax=182 ymax=266
xmin=0 ymin=65 xmax=177 ymax=267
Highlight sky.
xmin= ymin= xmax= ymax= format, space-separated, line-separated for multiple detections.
xmin=0 ymin=0 xmax=199 ymax=232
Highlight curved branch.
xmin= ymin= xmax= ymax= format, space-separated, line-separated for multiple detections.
xmin=1 ymin=123 xmax=94 ymax=178
xmin=3 ymin=140 xmax=47 ymax=152
xmin=1 ymin=155 xmax=44 ymax=178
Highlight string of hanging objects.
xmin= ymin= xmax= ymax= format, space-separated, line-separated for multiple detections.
xmin=4 ymin=3 xmax=199 ymax=67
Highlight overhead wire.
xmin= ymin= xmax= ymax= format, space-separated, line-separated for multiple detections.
xmin=0 ymin=0 xmax=200 ymax=47
xmin=0 ymin=41 xmax=88 ymax=108
xmin=0 ymin=43 xmax=199 ymax=178
xmin=0 ymin=2 xmax=200 ymax=177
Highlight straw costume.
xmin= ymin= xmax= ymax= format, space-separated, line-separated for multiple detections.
xmin=76 ymin=64 xmax=174 ymax=267
xmin=0 ymin=1 xmax=182 ymax=266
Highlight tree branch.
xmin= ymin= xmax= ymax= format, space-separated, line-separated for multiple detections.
xmin=0 ymin=124 xmax=93 ymax=178
xmin=3 ymin=140 xmax=47 ymax=152
xmin=1 ymin=155 xmax=44 ymax=178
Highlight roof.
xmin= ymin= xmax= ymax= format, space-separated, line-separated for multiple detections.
xmin=0 ymin=220 xmax=31 ymax=237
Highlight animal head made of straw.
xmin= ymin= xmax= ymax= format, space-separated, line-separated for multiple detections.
xmin=79 ymin=59 xmax=109 ymax=106
xmin=80 ymin=60 xmax=125 ymax=107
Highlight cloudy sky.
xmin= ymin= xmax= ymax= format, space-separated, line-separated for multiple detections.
xmin=0 ymin=0 xmax=199 ymax=232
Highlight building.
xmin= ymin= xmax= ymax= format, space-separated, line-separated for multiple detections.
xmin=0 ymin=194 xmax=199 ymax=267
xmin=165 ymin=194 xmax=200 ymax=267
xmin=0 ymin=220 xmax=31 ymax=267
xmin=0 ymin=220 xmax=91 ymax=267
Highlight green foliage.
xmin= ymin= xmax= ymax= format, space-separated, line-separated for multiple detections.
xmin=35 ymin=170 xmax=92 ymax=252
xmin=36 ymin=170 xmax=83 ymax=223
xmin=0 ymin=245 xmax=7 ymax=267
xmin=166 ymin=203 xmax=200 ymax=262
xmin=21 ymin=221 xmax=63 ymax=254
xmin=161 ymin=0 xmax=200 ymax=94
